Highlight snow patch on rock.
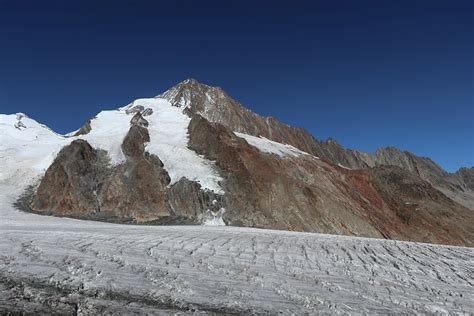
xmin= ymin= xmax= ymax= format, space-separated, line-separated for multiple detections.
xmin=337 ymin=163 xmax=352 ymax=170
xmin=234 ymin=132 xmax=308 ymax=157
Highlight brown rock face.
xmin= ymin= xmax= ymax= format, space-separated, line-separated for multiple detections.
xmin=30 ymin=137 xmax=171 ymax=221
xmin=122 ymin=125 xmax=150 ymax=158
xmin=455 ymin=167 xmax=474 ymax=191
xmin=31 ymin=139 xmax=102 ymax=215
xmin=187 ymin=114 xmax=474 ymax=246
xmin=98 ymin=159 xmax=169 ymax=221
xmin=344 ymin=166 xmax=474 ymax=245
xmin=167 ymin=177 xmax=221 ymax=218
xmin=72 ymin=118 xmax=93 ymax=136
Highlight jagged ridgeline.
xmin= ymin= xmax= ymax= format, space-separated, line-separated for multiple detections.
xmin=5 ymin=79 xmax=474 ymax=246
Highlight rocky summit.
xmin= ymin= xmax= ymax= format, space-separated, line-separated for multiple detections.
xmin=4 ymin=79 xmax=473 ymax=246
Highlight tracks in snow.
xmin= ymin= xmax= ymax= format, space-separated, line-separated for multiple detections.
xmin=1 ymin=225 xmax=473 ymax=314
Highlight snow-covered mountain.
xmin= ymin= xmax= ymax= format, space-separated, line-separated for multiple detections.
xmin=160 ymin=79 xmax=474 ymax=210
xmin=1 ymin=79 xmax=474 ymax=314
xmin=1 ymin=79 xmax=473 ymax=246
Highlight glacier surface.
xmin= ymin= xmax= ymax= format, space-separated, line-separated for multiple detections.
xmin=1 ymin=184 xmax=473 ymax=314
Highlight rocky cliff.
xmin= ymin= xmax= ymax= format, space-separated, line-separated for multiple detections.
xmin=187 ymin=114 xmax=473 ymax=245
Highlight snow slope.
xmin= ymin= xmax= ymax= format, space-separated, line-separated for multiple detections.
xmin=78 ymin=110 xmax=131 ymax=165
xmin=129 ymin=98 xmax=223 ymax=193
xmin=0 ymin=113 xmax=69 ymax=191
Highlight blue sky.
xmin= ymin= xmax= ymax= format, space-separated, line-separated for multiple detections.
xmin=0 ymin=0 xmax=472 ymax=172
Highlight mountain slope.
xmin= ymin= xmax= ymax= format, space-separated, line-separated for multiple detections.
xmin=160 ymin=79 xmax=474 ymax=209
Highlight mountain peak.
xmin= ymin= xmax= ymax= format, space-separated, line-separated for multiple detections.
xmin=157 ymin=78 xmax=228 ymax=110
xmin=179 ymin=78 xmax=208 ymax=87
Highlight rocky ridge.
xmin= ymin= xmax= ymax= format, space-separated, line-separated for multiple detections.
xmin=160 ymin=79 xmax=474 ymax=209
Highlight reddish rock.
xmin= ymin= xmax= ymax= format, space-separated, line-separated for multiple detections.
xmin=187 ymin=114 xmax=474 ymax=246
xmin=31 ymin=139 xmax=101 ymax=215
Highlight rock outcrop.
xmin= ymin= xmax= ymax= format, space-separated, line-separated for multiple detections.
xmin=31 ymin=139 xmax=104 ymax=215
xmin=30 ymin=112 xmax=220 ymax=223
xmin=72 ymin=118 xmax=93 ymax=136
xmin=455 ymin=167 xmax=474 ymax=191
xmin=129 ymin=112 xmax=149 ymax=128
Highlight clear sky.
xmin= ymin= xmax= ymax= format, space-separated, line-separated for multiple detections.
xmin=0 ymin=0 xmax=472 ymax=172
